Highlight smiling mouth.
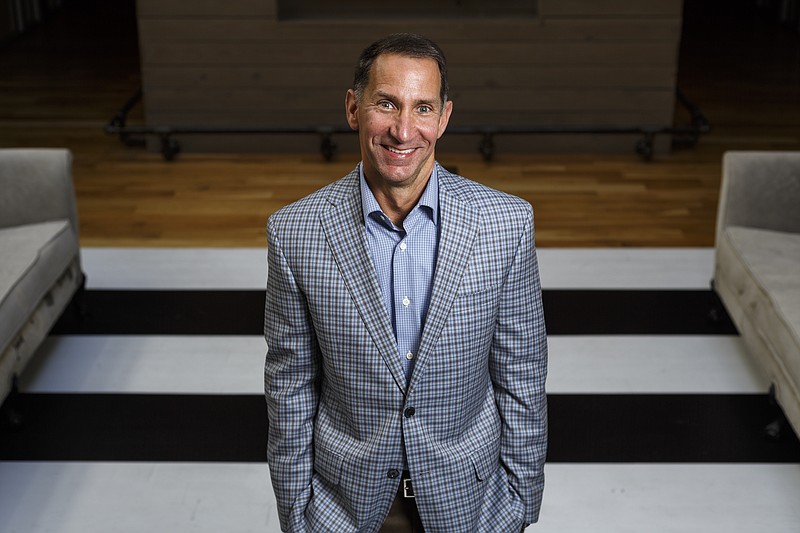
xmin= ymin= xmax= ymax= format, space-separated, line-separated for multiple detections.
xmin=384 ymin=145 xmax=415 ymax=155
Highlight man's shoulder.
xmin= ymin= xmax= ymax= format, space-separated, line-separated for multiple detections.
xmin=438 ymin=165 xmax=532 ymax=218
xmin=269 ymin=167 xmax=359 ymax=226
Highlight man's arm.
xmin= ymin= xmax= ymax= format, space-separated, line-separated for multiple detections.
xmin=489 ymin=203 xmax=548 ymax=525
xmin=264 ymin=215 xmax=320 ymax=532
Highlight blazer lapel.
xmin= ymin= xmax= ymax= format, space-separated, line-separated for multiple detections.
xmin=408 ymin=167 xmax=480 ymax=395
xmin=320 ymin=171 xmax=408 ymax=392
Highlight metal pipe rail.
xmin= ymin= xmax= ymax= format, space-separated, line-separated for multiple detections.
xmin=106 ymin=88 xmax=710 ymax=162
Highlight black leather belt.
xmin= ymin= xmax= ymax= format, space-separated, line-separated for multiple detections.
xmin=401 ymin=471 xmax=415 ymax=499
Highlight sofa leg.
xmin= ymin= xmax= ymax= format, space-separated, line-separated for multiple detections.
xmin=764 ymin=417 xmax=787 ymax=441
xmin=1 ymin=403 xmax=24 ymax=430
xmin=764 ymin=384 xmax=789 ymax=441
xmin=72 ymin=271 xmax=89 ymax=319
xmin=707 ymin=279 xmax=726 ymax=325
xmin=1 ymin=377 xmax=24 ymax=430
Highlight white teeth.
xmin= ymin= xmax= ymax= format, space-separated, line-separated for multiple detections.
xmin=386 ymin=146 xmax=414 ymax=154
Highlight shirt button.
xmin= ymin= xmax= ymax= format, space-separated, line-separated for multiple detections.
xmin=402 ymin=297 xmax=410 ymax=307
xmin=404 ymin=407 xmax=416 ymax=418
xmin=406 ymin=351 xmax=414 ymax=360
xmin=399 ymin=242 xmax=407 ymax=251
xmin=388 ymin=469 xmax=400 ymax=479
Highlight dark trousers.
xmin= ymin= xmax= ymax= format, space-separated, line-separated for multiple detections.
xmin=378 ymin=477 xmax=424 ymax=532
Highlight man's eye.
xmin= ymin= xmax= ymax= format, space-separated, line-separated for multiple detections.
xmin=418 ymin=105 xmax=432 ymax=113
xmin=378 ymin=101 xmax=394 ymax=109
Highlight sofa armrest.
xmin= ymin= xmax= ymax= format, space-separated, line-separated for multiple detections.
xmin=0 ymin=149 xmax=79 ymax=239
xmin=716 ymin=151 xmax=800 ymax=246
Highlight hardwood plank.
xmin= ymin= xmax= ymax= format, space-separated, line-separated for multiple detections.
xmin=63 ymin=151 xmax=725 ymax=248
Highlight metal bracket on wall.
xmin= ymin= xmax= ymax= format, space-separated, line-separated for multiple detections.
xmin=106 ymin=88 xmax=710 ymax=162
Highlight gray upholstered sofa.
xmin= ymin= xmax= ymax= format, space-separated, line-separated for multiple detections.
xmin=714 ymin=151 xmax=800 ymax=438
xmin=0 ymin=148 xmax=83 ymax=418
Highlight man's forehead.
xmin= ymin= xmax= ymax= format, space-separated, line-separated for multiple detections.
xmin=372 ymin=52 xmax=438 ymax=71
xmin=368 ymin=54 xmax=441 ymax=91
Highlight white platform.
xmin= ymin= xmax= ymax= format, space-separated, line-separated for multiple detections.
xmin=20 ymin=334 xmax=767 ymax=395
xmin=79 ymin=247 xmax=715 ymax=290
xmin=2 ymin=247 xmax=797 ymax=533
xmin=1 ymin=462 xmax=798 ymax=533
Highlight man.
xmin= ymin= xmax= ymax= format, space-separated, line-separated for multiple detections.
xmin=265 ymin=33 xmax=547 ymax=532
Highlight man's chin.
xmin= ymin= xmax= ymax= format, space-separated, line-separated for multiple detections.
xmin=374 ymin=163 xmax=426 ymax=185
xmin=364 ymin=151 xmax=435 ymax=185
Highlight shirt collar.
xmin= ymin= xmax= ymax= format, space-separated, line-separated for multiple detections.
xmin=359 ymin=162 xmax=439 ymax=226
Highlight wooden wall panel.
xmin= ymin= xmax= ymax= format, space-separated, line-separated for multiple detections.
xmin=146 ymin=110 xmax=674 ymax=129
xmin=143 ymin=88 xmax=675 ymax=116
xmin=0 ymin=0 xmax=14 ymax=43
xmin=139 ymin=41 xmax=677 ymax=67
xmin=136 ymin=0 xmax=684 ymax=154
xmin=137 ymin=17 xmax=682 ymax=43
xmin=142 ymin=65 xmax=675 ymax=91
xmin=277 ymin=0 xmax=537 ymax=20
xmin=137 ymin=0 xmax=276 ymax=18
xmin=539 ymin=0 xmax=682 ymax=17
xmin=158 ymin=131 xmax=671 ymax=156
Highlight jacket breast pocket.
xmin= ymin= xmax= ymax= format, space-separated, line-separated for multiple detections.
xmin=448 ymin=283 xmax=500 ymax=349
xmin=456 ymin=267 xmax=501 ymax=297
xmin=455 ymin=278 xmax=500 ymax=309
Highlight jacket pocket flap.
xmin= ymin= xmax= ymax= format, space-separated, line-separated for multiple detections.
xmin=469 ymin=441 xmax=500 ymax=482
xmin=314 ymin=443 xmax=344 ymax=485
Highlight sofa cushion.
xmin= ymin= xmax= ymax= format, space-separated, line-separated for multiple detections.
xmin=0 ymin=220 xmax=79 ymax=353
xmin=717 ymin=226 xmax=800 ymax=392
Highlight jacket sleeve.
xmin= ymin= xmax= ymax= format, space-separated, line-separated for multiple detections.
xmin=264 ymin=214 xmax=320 ymax=532
xmin=489 ymin=203 xmax=548 ymax=525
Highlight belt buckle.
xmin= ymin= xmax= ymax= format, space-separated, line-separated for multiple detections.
xmin=402 ymin=478 xmax=415 ymax=499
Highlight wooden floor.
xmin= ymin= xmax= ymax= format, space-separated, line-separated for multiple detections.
xmin=1 ymin=0 xmax=798 ymax=247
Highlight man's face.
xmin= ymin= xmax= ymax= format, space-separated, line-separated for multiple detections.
xmin=346 ymin=53 xmax=453 ymax=191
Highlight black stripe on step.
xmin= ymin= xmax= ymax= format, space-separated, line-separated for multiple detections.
xmin=547 ymin=394 xmax=799 ymax=462
xmin=542 ymin=290 xmax=736 ymax=335
xmin=53 ymin=290 xmax=736 ymax=335
xmin=0 ymin=394 xmax=267 ymax=463
xmin=1 ymin=393 xmax=796 ymax=463
xmin=54 ymin=290 xmax=266 ymax=335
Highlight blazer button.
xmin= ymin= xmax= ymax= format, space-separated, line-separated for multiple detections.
xmin=404 ymin=407 xmax=416 ymax=418
xmin=387 ymin=469 xmax=400 ymax=479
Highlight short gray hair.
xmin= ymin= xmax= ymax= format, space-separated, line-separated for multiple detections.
xmin=353 ymin=33 xmax=449 ymax=107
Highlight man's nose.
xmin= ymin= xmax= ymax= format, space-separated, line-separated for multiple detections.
xmin=389 ymin=110 xmax=413 ymax=143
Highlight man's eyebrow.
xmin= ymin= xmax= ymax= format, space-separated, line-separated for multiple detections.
xmin=374 ymin=90 xmax=397 ymax=101
xmin=374 ymin=90 xmax=438 ymax=109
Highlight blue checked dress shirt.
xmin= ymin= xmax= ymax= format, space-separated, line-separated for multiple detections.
xmin=359 ymin=164 xmax=439 ymax=384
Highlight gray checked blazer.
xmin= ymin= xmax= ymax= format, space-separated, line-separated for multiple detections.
xmin=264 ymin=163 xmax=548 ymax=532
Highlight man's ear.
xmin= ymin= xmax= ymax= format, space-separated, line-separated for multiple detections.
xmin=437 ymin=99 xmax=453 ymax=139
xmin=345 ymin=89 xmax=359 ymax=131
